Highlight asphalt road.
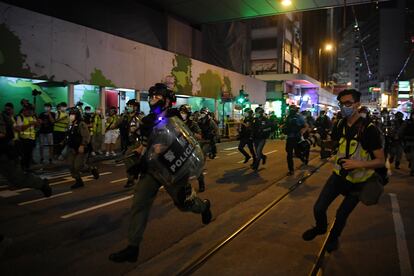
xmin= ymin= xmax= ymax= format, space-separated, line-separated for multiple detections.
xmin=0 ymin=140 xmax=319 ymax=275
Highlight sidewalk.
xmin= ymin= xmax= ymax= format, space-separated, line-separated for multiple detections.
xmin=128 ymin=159 xmax=414 ymax=275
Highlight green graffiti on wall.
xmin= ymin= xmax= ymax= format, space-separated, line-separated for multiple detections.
xmin=171 ymin=54 xmax=193 ymax=95
xmin=0 ymin=23 xmax=35 ymax=78
xmin=90 ymin=68 xmax=116 ymax=87
xmin=197 ymin=70 xmax=223 ymax=98
xmin=0 ymin=76 xmax=68 ymax=114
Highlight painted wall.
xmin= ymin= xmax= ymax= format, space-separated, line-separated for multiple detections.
xmin=0 ymin=2 xmax=266 ymax=104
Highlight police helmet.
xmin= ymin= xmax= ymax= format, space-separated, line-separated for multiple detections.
xmin=179 ymin=104 xmax=192 ymax=114
xmin=255 ymin=106 xmax=264 ymax=114
xmin=200 ymin=107 xmax=209 ymax=114
xmin=127 ymin=99 xmax=139 ymax=106
xmin=148 ymin=83 xmax=176 ymax=104
xmin=69 ymin=107 xmax=82 ymax=121
xmin=244 ymin=107 xmax=253 ymax=114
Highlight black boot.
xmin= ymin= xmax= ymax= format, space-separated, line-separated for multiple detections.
xmin=91 ymin=167 xmax=100 ymax=179
xmin=395 ymin=161 xmax=400 ymax=169
xmin=109 ymin=245 xmax=139 ymax=263
xmin=326 ymin=236 xmax=340 ymax=252
xmin=262 ymin=155 xmax=267 ymax=165
xmin=40 ymin=179 xmax=52 ymax=197
xmin=201 ymin=199 xmax=212 ymax=224
xmin=71 ymin=178 xmax=84 ymax=189
xmin=243 ymin=156 xmax=251 ymax=164
xmin=124 ymin=180 xmax=134 ymax=188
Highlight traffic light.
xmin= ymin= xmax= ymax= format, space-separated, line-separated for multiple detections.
xmin=236 ymin=89 xmax=249 ymax=108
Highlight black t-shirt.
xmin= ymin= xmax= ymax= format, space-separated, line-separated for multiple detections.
xmin=332 ymin=117 xmax=383 ymax=154
xmin=39 ymin=111 xmax=55 ymax=133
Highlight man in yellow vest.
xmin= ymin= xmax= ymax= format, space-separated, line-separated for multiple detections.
xmin=302 ymin=89 xmax=385 ymax=252
xmin=16 ymin=104 xmax=38 ymax=171
xmin=1 ymin=103 xmax=52 ymax=197
xmin=53 ymin=102 xmax=69 ymax=158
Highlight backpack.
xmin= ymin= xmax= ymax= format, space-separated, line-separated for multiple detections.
xmin=282 ymin=115 xmax=301 ymax=136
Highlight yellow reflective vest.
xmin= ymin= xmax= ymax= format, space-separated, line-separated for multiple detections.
xmin=19 ymin=115 xmax=36 ymax=140
xmin=53 ymin=111 xmax=69 ymax=132
xmin=333 ymin=121 xmax=375 ymax=183
xmin=92 ymin=114 xmax=104 ymax=135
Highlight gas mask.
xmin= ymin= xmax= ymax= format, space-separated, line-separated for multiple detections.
xmin=126 ymin=106 xmax=134 ymax=113
xmin=149 ymin=97 xmax=166 ymax=115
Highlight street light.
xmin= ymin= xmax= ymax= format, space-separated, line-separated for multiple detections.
xmin=281 ymin=0 xmax=292 ymax=6
xmin=347 ymin=81 xmax=352 ymax=86
xmin=318 ymin=42 xmax=335 ymax=85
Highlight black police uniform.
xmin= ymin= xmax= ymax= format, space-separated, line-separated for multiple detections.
xmin=238 ymin=115 xmax=256 ymax=163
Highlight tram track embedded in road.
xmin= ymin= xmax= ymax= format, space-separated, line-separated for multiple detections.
xmin=175 ymin=156 xmax=331 ymax=276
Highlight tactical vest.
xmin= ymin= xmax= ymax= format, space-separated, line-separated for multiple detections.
xmin=19 ymin=115 xmax=36 ymax=140
xmin=54 ymin=111 xmax=69 ymax=132
xmin=333 ymin=120 xmax=375 ymax=183
xmin=67 ymin=124 xmax=82 ymax=150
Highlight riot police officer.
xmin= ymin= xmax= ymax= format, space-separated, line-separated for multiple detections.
xmin=122 ymin=99 xmax=142 ymax=188
xmin=0 ymin=103 xmax=52 ymax=197
xmin=251 ymin=106 xmax=272 ymax=171
xmin=109 ymin=83 xmax=212 ymax=263
xmin=179 ymin=104 xmax=206 ymax=192
xmin=238 ymin=108 xmax=256 ymax=164
xmin=66 ymin=108 xmax=99 ymax=189
xmin=282 ymin=105 xmax=308 ymax=175
xmin=198 ymin=107 xmax=218 ymax=159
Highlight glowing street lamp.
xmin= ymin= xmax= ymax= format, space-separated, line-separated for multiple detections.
xmin=324 ymin=43 xmax=333 ymax=52
xmin=281 ymin=0 xmax=292 ymax=6
xmin=347 ymin=81 xmax=352 ymax=86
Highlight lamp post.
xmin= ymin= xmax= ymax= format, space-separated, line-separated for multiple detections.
xmin=318 ymin=43 xmax=334 ymax=86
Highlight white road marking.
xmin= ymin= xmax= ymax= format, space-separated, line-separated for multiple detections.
xmin=236 ymin=150 xmax=278 ymax=163
xmin=44 ymin=173 xmax=71 ymax=180
xmin=18 ymin=191 xmax=73 ymax=206
xmin=264 ymin=150 xmax=278 ymax=155
xmin=115 ymin=163 xmax=124 ymax=167
xmin=0 ymin=190 xmax=21 ymax=198
xmin=223 ymin=146 xmax=238 ymax=151
xmin=50 ymin=172 xmax=112 ymax=186
xmin=0 ymin=172 xmax=113 ymax=197
xmin=389 ymin=193 xmax=413 ymax=276
xmin=61 ymin=195 xmax=133 ymax=219
xmin=110 ymin=178 xmax=128 ymax=184
xmin=226 ymin=152 xmax=238 ymax=156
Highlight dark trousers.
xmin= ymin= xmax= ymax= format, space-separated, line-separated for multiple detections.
xmin=120 ymin=132 xmax=129 ymax=154
xmin=252 ymin=138 xmax=266 ymax=169
xmin=53 ymin=131 xmax=66 ymax=156
xmin=20 ymin=138 xmax=35 ymax=170
xmin=286 ymin=137 xmax=299 ymax=172
xmin=313 ymin=173 xmax=360 ymax=239
xmin=238 ymin=137 xmax=256 ymax=160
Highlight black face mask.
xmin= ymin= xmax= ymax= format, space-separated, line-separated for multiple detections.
xmin=149 ymin=99 xmax=166 ymax=115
